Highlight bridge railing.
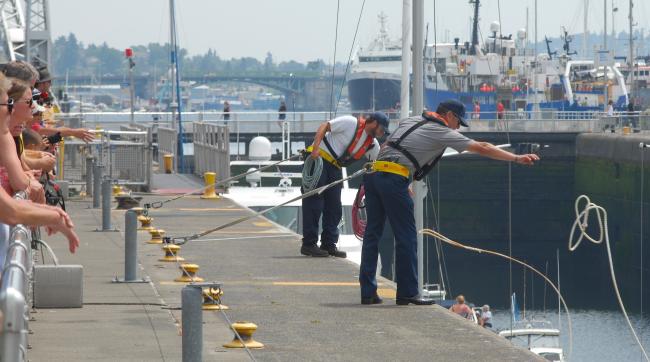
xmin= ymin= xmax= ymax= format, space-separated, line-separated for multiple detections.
xmin=0 ymin=193 xmax=33 ymax=362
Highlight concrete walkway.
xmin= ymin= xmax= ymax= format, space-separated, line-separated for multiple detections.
xmin=28 ymin=179 xmax=542 ymax=361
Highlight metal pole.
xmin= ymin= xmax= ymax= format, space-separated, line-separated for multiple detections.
xmin=92 ymin=163 xmax=102 ymax=208
xmin=86 ymin=156 xmax=94 ymax=198
xmin=129 ymin=63 xmax=135 ymax=126
xmin=124 ymin=210 xmax=137 ymax=281
xmin=413 ymin=0 xmax=426 ymax=298
xmin=101 ymin=179 xmax=112 ymax=230
xmin=400 ymin=0 xmax=411 ymax=120
xmin=182 ymin=285 xmax=203 ymax=362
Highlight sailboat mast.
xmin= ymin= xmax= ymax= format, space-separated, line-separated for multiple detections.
xmin=170 ymin=0 xmax=184 ymax=172
xmin=583 ymin=0 xmax=589 ymax=58
xmin=628 ymin=0 xmax=634 ymax=101
xmin=557 ymin=249 xmax=561 ymax=330
xmin=413 ymin=0 xmax=425 ymax=297
xmin=400 ymin=0 xmax=411 ymax=120
xmin=603 ymin=0 xmax=607 ymax=49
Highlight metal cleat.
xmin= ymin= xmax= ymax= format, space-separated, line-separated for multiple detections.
xmin=174 ymin=264 xmax=204 ymax=283
xmin=223 ymin=322 xmax=264 ymax=349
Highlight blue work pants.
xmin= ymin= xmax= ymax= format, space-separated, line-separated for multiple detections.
xmin=301 ymin=160 xmax=343 ymax=248
xmin=359 ymin=172 xmax=418 ymax=299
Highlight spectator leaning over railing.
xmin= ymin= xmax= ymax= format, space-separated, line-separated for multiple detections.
xmin=0 ymin=72 xmax=79 ymax=259
xmin=0 ymin=61 xmax=95 ymax=143
xmin=7 ymin=79 xmax=56 ymax=173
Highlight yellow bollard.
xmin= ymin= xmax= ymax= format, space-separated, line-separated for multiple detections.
xmin=138 ymin=215 xmax=154 ymax=231
xmin=223 ymin=322 xmax=264 ymax=349
xmin=163 ymin=154 xmax=174 ymax=174
xmin=159 ymin=244 xmax=185 ymax=262
xmin=202 ymin=287 xmax=229 ymax=310
xmin=623 ymin=126 xmax=631 ymax=135
xmin=201 ymin=172 xmax=219 ymax=199
xmin=147 ymin=229 xmax=165 ymax=244
xmin=174 ymin=263 xmax=204 ymax=283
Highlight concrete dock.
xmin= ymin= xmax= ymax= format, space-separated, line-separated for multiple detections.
xmin=28 ymin=174 xmax=542 ymax=361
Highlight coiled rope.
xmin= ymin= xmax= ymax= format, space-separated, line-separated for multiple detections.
xmin=352 ymin=184 xmax=366 ymax=240
xmin=568 ymin=195 xmax=649 ymax=361
xmin=301 ymin=156 xmax=323 ymax=192
xmin=420 ymin=228 xmax=573 ymax=360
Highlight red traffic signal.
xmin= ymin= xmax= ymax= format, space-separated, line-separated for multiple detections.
xmin=125 ymin=48 xmax=133 ymax=58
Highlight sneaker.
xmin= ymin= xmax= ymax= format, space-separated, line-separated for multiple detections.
xmin=320 ymin=245 xmax=347 ymax=258
xmin=396 ymin=296 xmax=436 ymax=306
xmin=300 ymin=244 xmax=329 ymax=257
xmin=361 ymin=294 xmax=383 ymax=305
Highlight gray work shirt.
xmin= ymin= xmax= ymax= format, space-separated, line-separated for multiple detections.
xmin=377 ymin=116 xmax=474 ymax=173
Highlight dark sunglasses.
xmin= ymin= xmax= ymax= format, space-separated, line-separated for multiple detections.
xmin=0 ymin=98 xmax=14 ymax=114
xmin=20 ymin=98 xmax=33 ymax=107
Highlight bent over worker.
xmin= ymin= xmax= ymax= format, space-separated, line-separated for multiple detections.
xmin=359 ymin=100 xmax=539 ymax=305
xmin=301 ymin=112 xmax=389 ymax=258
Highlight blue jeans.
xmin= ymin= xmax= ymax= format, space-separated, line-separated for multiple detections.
xmin=301 ymin=160 xmax=342 ymax=248
xmin=359 ymin=172 xmax=418 ymax=299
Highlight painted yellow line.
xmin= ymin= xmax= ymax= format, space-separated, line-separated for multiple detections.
xmin=252 ymin=221 xmax=274 ymax=227
xmin=272 ymin=282 xmax=359 ymax=286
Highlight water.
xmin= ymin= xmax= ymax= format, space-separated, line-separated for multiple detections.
xmin=491 ymin=310 xmax=650 ymax=362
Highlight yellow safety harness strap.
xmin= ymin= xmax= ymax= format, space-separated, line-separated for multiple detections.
xmin=372 ymin=161 xmax=410 ymax=178
xmin=306 ymin=146 xmax=341 ymax=168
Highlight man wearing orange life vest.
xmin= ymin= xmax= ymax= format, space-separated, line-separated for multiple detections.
xmin=300 ymin=112 xmax=389 ymax=258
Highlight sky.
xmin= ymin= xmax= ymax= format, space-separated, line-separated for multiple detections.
xmin=50 ymin=0 xmax=647 ymax=63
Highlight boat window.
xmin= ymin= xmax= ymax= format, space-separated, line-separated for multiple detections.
xmin=359 ymin=56 xmax=402 ymax=62
xmin=530 ymin=334 xmax=560 ymax=349
xmin=539 ymin=352 xmax=561 ymax=361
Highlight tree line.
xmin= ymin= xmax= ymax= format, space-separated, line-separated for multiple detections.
xmin=53 ymin=33 xmax=331 ymax=79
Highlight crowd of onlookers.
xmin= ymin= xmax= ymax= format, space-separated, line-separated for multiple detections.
xmin=0 ymin=60 xmax=95 ymax=265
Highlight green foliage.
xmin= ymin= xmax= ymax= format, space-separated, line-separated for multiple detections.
xmin=52 ymin=33 xmax=327 ymax=78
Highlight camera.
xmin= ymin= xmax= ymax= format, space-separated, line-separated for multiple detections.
xmin=46 ymin=132 xmax=62 ymax=145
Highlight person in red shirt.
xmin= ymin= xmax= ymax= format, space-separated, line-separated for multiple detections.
xmin=496 ymin=100 xmax=505 ymax=120
xmin=473 ymin=101 xmax=481 ymax=119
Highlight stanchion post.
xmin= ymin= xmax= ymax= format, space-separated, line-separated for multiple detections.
xmin=113 ymin=209 xmax=148 ymax=283
xmin=101 ymin=179 xmax=112 ymax=231
xmin=86 ymin=156 xmax=94 ymax=198
xmin=182 ymin=284 xmax=203 ymax=362
xmin=92 ymin=163 xmax=102 ymax=208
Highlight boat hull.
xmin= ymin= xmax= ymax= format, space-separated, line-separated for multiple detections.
xmin=347 ymin=73 xmax=401 ymax=112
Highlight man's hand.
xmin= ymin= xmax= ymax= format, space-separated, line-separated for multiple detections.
xmin=514 ymin=154 xmax=540 ymax=165
xmin=73 ymin=129 xmax=95 ymax=143
xmin=310 ymin=147 xmax=320 ymax=159
xmin=39 ymin=152 xmax=56 ymax=171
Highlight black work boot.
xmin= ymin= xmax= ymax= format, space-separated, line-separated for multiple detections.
xmin=300 ymin=244 xmax=329 ymax=257
xmin=361 ymin=294 xmax=383 ymax=305
xmin=320 ymin=245 xmax=347 ymax=258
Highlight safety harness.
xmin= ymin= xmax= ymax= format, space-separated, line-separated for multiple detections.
xmin=386 ymin=111 xmax=449 ymax=181
xmin=322 ymin=117 xmax=375 ymax=167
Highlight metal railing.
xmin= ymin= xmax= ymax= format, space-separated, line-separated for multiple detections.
xmin=193 ymin=122 xmax=230 ymax=184
xmin=57 ymin=130 xmax=153 ymax=191
xmin=0 ymin=193 xmax=33 ymax=362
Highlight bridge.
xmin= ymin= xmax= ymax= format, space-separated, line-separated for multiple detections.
xmin=65 ymin=74 xmax=347 ymax=111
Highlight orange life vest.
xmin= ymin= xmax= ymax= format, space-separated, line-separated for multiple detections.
xmin=322 ymin=116 xmax=375 ymax=167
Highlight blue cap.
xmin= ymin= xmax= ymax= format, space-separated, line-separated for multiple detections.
xmin=438 ymin=99 xmax=468 ymax=127
xmin=367 ymin=111 xmax=390 ymax=134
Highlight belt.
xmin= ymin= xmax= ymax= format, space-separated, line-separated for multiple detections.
xmin=372 ymin=160 xmax=410 ymax=178
xmin=306 ymin=146 xmax=341 ymax=168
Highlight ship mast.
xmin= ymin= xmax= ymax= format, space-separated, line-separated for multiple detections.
xmin=628 ymin=0 xmax=634 ymax=103
xmin=170 ymin=0 xmax=184 ymax=172
xmin=469 ymin=0 xmax=480 ymax=55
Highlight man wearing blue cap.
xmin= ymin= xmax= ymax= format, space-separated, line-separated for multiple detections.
xmin=359 ymin=100 xmax=539 ymax=305
xmin=301 ymin=112 xmax=389 ymax=257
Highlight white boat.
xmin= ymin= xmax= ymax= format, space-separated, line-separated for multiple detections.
xmin=347 ymin=12 xmax=403 ymax=112
xmin=498 ymin=322 xmax=565 ymax=362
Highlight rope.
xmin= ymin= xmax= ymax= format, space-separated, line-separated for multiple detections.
xmin=420 ymin=228 xmax=573 ymax=360
xmin=301 ymin=156 xmax=323 ymax=192
xmin=568 ymin=195 xmax=650 ymax=361
xmin=170 ymin=165 xmax=373 ymax=245
xmin=145 ymin=154 xmax=302 ymax=210
xmin=329 ymin=0 xmax=340 ymax=119
xmin=333 ymin=0 xmax=366 ymax=116
xmin=351 ymin=184 xmax=366 ymax=240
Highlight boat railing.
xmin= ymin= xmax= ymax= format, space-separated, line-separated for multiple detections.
xmin=0 ymin=192 xmax=34 ymax=362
